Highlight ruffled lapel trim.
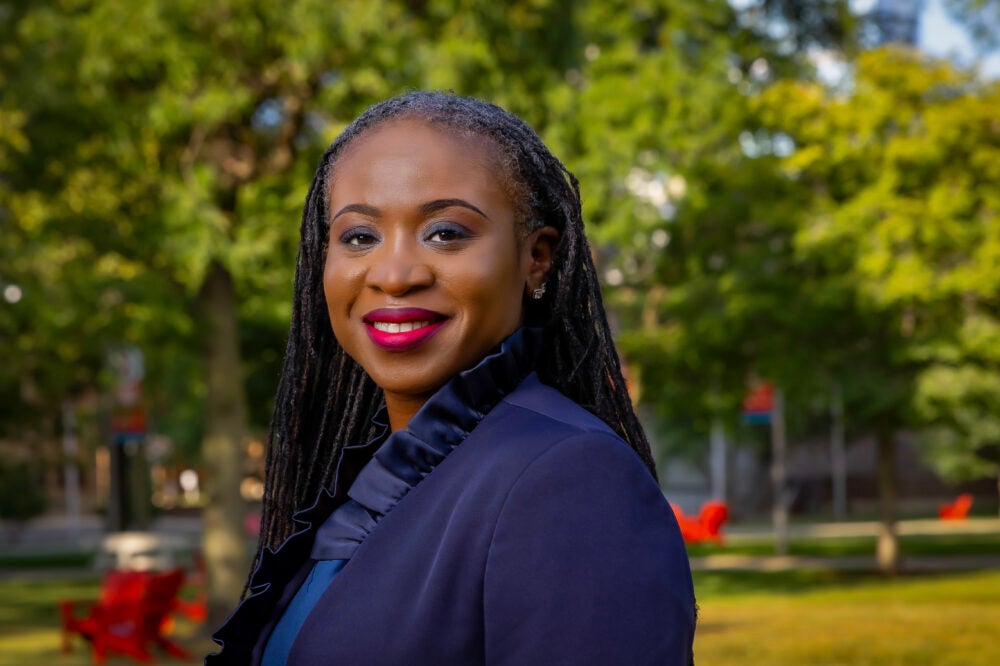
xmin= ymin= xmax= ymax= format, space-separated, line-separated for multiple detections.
xmin=312 ymin=326 xmax=541 ymax=559
xmin=206 ymin=419 xmax=387 ymax=665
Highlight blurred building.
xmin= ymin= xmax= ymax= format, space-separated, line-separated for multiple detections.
xmin=657 ymin=428 xmax=995 ymax=520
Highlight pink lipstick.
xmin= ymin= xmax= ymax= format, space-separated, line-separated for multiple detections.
xmin=362 ymin=308 xmax=447 ymax=351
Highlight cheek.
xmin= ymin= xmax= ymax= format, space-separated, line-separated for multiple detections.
xmin=321 ymin=254 xmax=337 ymax=310
xmin=449 ymin=243 xmax=525 ymax=318
xmin=322 ymin=254 xmax=361 ymax=320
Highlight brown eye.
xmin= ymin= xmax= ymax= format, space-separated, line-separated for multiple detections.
xmin=424 ymin=222 xmax=470 ymax=244
xmin=340 ymin=227 xmax=380 ymax=247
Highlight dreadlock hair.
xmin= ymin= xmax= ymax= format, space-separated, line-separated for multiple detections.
xmin=254 ymin=90 xmax=656 ymax=577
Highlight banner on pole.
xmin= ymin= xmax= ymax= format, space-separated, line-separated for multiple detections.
xmin=741 ymin=381 xmax=774 ymax=424
xmin=108 ymin=346 xmax=146 ymax=440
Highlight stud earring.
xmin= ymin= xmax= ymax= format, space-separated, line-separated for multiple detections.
xmin=531 ymin=284 xmax=546 ymax=300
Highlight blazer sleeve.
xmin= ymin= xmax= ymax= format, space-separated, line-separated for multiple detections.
xmin=483 ymin=431 xmax=696 ymax=666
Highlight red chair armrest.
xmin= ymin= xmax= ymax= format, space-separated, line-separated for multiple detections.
xmin=59 ymin=598 xmax=97 ymax=622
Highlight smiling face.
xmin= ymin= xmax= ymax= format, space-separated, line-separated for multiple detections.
xmin=323 ymin=118 xmax=556 ymax=430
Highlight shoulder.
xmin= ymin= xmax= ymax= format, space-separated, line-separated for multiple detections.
xmin=490 ymin=421 xmax=671 ymax=543
xmin=495 ymin=373 xmax=655 ymax=488
xmin=500 ymin=373 xmax=616 ymax=435
xmin=466 ymin=372 xmax=664 ymax=515
xmin=480 ymin=381 xmax=696 ymax=663
xmin=455 ymin=373 xmax=644 ymax=494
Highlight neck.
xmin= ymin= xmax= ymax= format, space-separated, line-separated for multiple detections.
xmin=384 ymin=391 xmax=433 ymax=431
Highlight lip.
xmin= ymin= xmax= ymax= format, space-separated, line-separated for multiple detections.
xmin=362 ymin=307 xmax=448 ymax=351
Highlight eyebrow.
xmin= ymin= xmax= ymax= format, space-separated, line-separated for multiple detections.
xmin=331 ymin=199 xmax=489 ymax=222
xmin=331 ymin=203 xmax=380 ymax=222
xmin=419 ymin=199 xmax=489 ymax=220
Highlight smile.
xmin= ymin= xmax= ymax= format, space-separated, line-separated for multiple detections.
xmin=370 ymin=320 xmax=433 ymax=333
xmin=363 ymin=308 xmax=448 ymax=351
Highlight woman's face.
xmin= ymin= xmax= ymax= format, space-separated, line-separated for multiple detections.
xmin=324 ymin=118 xmax=555 ymax=427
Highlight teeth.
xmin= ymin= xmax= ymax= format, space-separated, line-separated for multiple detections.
xmin=372 ymin=320 xmax=431 ymax=333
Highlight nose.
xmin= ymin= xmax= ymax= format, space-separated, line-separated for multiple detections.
xmin=364 ymin=236 xmax=434 ymax=296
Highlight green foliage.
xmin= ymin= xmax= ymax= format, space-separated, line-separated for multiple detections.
xmin=916 ymin=361 xmax=1000 ymax=480
xmin=1 ymin=0 xmax=994 ymax=488
xmin=757 ymin=47 xmax=1000 ymax=480
xmin=545 ymin=0 xmax=862 ymax=455
xmin=0 ymin=0 xmax=585 ymax=443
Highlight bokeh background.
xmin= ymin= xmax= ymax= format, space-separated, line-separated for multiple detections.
xmin=1 ymin=0 xmax=998 ymax=664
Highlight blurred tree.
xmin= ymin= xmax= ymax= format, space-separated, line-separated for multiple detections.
xmin=7 ymin=0 xmax=988 ymax=600
xmin=546 ymin=0 xmax=858 ymax=486
xmin=0 ymin=0 xmax=582 ymax=626
xmin=550 ymin=0 xmax=995 ymax=574
xmin=757 ymin=47 xmax=1000 ymax=568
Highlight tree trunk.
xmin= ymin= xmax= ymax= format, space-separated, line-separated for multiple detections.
xmin=830 ymin=383 xmax=847 ymax=521
xmin=61 ymin=400 xmax=83 ymax=543
xmin=876 ymin=429 xmax=899 ymax=575
xmin=199 ymin=261 xmax=251 ymax=628
xmin=771 ymin=388 xmax=788 ymax=556
xmin=710 ymin=417 xmax=727 ymax=501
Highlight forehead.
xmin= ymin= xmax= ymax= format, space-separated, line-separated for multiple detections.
xmin=327 ymin=118 xmax=530 ymax=219
xmin=330 ymin=119 xmax=497 ymax=187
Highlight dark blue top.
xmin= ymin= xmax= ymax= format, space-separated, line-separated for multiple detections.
xmin=260 ymin=559 xmax=346 ymax=665
xmin=208 ymin=328 xmax=696 ymax=665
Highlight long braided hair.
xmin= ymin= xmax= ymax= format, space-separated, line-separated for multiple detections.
xmin=254 ymin=91 xmax=655 ymax=574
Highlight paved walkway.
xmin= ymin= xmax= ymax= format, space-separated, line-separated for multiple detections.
xmin=725 ymin=516 xmax=1000 ymax=541
xmin=1 ymin=513 xmax=202 ymax=554
xmin=690 ymin=553 xmax=1000 ymax=572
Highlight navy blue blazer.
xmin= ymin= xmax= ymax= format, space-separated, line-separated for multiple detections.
xmin=208 ymin=330 xmax=696 ymax=665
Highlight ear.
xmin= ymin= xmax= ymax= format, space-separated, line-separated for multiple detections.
xmin=523 ymin=226 xmax=560 ymax=294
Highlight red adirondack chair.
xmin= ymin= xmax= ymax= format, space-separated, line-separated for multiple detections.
xmin=169 ymin=551 xmax=207 ymax=624
xmin=939 ymin=493 xmax=974 ymax=520
xmin=671 ymin=500 xmax=730 ymax=545
xmin=60 ymin=568 xmax=192 ymax=664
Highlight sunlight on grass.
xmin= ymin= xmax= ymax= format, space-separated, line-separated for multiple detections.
xmin=0 ymin=625 xmax=215 ymax=666
xmin=1 ymin=569 xmax=997 ymax=665
xmin=694 ymin=570 xmax=1000 ymax=666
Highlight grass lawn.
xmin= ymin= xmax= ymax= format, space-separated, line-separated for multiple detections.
xmin=0 ymin=569 xmax=997 ymax=665
xmin=693 ymin=569 xmax=1000 ymax=665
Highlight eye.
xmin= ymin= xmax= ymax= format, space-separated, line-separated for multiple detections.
xmin=424 ymin=222 xmax=470 ymax=245
xmin=339 ymin=227 xmax=380 ymax=248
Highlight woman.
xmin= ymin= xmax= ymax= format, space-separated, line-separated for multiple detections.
xmin=208 ymin=92 xmax=695 ymax=665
